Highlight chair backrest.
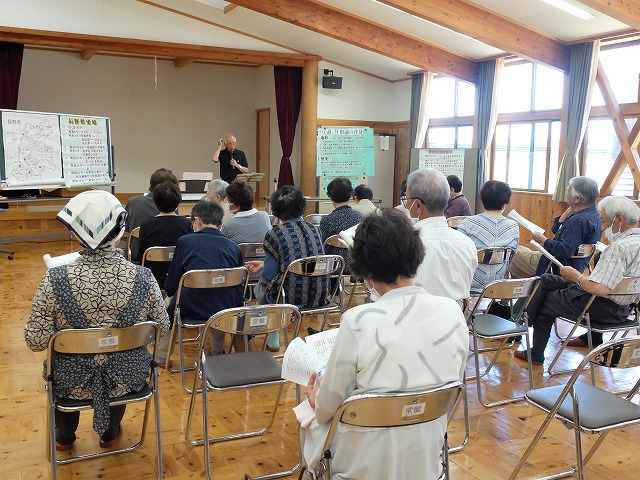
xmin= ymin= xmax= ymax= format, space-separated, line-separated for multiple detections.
xmin=323 ymin=234 xmax=349 ymax=251
xmin=321 ymin=381 xmax=464 ymax=456
xmin=477 ymin=247 xmax=515 ymax=266
xmin=174 ymin=267 xmax=250 ymax=309
xmin=46 ymin=322 xmax=160 ymax=375
xmin=126 ymin=226 xmax=141 ymax=260
xmin=610 ymin=276 xmax=640 ymax=296
xmin=467 ymin=277 xmax=540 ymax=319
xmin=573 ymin=243 xmax=597 ymax=260
xmin=447 ymin=216 xmax=466 ymax=229
xmin=238 ymin=242 xmax=267 ymax=260
xmin=141 ymin=246 xmax=175 ymax=264
xmin=304 ymin=214 xmax=326 ymax=227
xmin=274 ymin=255 xmax=345 ymax=305
xmin=587 ymin=335 xmax=640 ymax=369
xmin=204 ymin=304 xmax=302 ymax=339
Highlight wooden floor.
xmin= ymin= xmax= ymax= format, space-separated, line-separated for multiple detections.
xmin=2 ymin=239 xmax=640 ymax=480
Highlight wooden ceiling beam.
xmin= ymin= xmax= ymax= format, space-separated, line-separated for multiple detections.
xmin=596 ymin=61 xmax=640 ymax=196
xmin=174 ymin=57 xmax=195 ymax=68
xmin=376 ymin=0 xmax=570 ymax=72
xmin=229 ymin=0 xmax=479 ymax=83
xmin=0 ymin=26 xmax=319 ymax=67
xmin=575 ymin=0 xmax=640 ymax=31
xmin=81 ymin=49 xmax=96 ymax=61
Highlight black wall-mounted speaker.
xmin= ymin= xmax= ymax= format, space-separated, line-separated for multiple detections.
xmin=322 ymin=76 xmax=343 ymax=89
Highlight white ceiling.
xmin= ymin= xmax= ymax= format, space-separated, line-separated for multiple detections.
xmin=2 ymin=0 xmax=636 ymax=81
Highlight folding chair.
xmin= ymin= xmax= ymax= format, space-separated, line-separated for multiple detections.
xmin=307 ymin=381 xmax=465 ymax=480
xmin=471 ymin=246 xmax=516 ymax=295
xmin=166 ymin=267 xmax=250 ymax=393
xmin=141 ymin=245 xmax=175 ymax=296
xmin=467 ymin=277 xmax=540 ymax=407
xmin=238 ymin=242 xmax=267 ymax=296
xmin=185 ymin=304 xmax=303 ymax=480
xmin=304 ymin=213 xmax=326 ymax=231
xmin=447 ymin=216 xmax=467 ymax=229
xmin=126 ymin=226 xmax=140 ymax=262
xmin=547 ymin=276 xmax=640 ymax=383
xmin=509 ymin=336 xmax=640 ymax=480
xmin=274 ymin=255 xmax=345 ymax=333
xmin=322 ymin=234 xmax=369 ymax=311
xmin=46 ymin=322 xmax=162 ymax=480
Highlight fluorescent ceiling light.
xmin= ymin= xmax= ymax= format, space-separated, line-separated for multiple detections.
xmin=539 ymin=0 xmax=595 ymax=20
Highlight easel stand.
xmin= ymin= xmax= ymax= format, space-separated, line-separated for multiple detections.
xmin=234 ymin=173 xmax=265 ymax=184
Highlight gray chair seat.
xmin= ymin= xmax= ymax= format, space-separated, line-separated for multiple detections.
xmin=57 ymin=385 xmax=153 ymax=409
xmin=527 ymin=382 xmax=640 ymax=431
xmin=588 ymin=318 xmax=639 ymax=332
xmin=204 ymin=351 xmax=282 ymax=388
xmin=473 ymin=313 xmax=528 ymax=337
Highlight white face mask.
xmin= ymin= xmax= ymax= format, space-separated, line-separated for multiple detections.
xmin=604 ymin=225 xmax=621 ymax=242
xmin=364 ymin=278 xmax=381 ymax=302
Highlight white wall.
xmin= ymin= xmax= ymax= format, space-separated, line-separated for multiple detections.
xmin=16 ymin=52 xmax=411 ymax=193
xmin=318 ymin=61 xmax=411 ymax=122
xmin=18 ymin=49 xmax=260 ymax=193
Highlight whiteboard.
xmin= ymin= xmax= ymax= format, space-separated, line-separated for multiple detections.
xmin=0 ymin=109 xmax=113 ymax=190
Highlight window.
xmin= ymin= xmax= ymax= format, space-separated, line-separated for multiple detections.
xmin=599 ymin=44 xmax=640 ymax=104
xmin=583 ymin=117 xmax=638 ymax=198
xmin=429 ymin=77 xmax=476 ymax=119
xmin=427 ymin=125 xmax=473 ymax=149
xmin=492 ymin=121 xmax=560 ymax=191
xmin=498 ymin=62 xmax=563 ymax=113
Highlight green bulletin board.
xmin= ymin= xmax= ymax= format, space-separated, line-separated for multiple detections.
xmin=316 ymin=127 xmax=375 ymax=177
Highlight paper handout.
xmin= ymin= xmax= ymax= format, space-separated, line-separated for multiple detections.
xmin=508 ymin=210 xmax=545 ymax=235
xmin=43 ymin=252 xmax=81 ymax=269
xmin=529 ymin=239 xmax=563 ymax=269
xmin=281 ymin=328 xmax=339 ymax=385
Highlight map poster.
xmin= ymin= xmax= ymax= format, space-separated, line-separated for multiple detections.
xmin=60 ymin=115 xmax=111 ymax=187
xmin=316 ymin=127 xmax=375 ymax=177
xmin=1 ymin=111 xmax=64 ymax=187
xmin=418 ymin=149 xmax=465 ymax=178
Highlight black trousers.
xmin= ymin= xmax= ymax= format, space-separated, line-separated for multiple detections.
xmin=515 ymin=273 xmax=630 ymax=357
xmin=55 ymin=405 xmax=126 ymax=444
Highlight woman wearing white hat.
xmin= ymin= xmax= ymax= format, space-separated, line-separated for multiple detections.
xmin=24 ymin=190 xmax=170 ymax=451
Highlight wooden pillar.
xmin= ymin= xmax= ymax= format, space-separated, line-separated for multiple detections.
xmin=300 ymin=60 xmax=318 ymax=197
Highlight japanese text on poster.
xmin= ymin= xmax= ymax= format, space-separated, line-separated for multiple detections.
xmin=60 ymin=115 xmax=111 ymax=187
xmin=316 ymin=127 xmax=375 ymax=177
xmin=418 ymin=149 xmax=465 ymax=178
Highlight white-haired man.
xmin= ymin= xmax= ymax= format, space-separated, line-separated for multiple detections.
xmin=513 ymin=196 xmax=640 ymax=365
xmin=405 ymin=168 xmax=477 ymax=306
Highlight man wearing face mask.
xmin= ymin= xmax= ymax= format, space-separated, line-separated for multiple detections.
xmin=405 ymin=168 xmax=477 ymax=307
xmin=514 ymin=176 xmax=601 ymax=278
xmin=513 ymin=196 xmax=640 ymax=366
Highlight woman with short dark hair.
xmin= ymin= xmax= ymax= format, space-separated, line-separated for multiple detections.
xmin=458 ymin=180 xmax=519 ymax=292
xmin=136 ymin=181 xmax=193 ymax=286
xmin=221 ymin=182 xmax=271 ymax=244
xmin=300 ymin=209 xmax=468 ymax=479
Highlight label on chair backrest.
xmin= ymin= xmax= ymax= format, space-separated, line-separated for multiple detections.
xmin=513 ymin=286 xmax=524 ymax=296
xmin=401 ymin=402 xmax=425 ymax=418
xmin=255 ymin=248 xmax=265 ymax=255
xmin=212 ymin=275 xmax=225 ymax=285
xmin=631 ymin=348 xmax=640 ymax=360
xmin=98 ymin=335 xmax=119 ymax=349
xmin=169 ymin=252 xmax=173 ymax=259
xmin=249 ymin=315 xmax=268 ymax=328
xmin=315 ymin=261 xmax=328 ymax=273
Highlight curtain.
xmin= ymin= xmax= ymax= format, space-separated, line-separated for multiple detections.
xmin=274 ymin=66 xmax=303 ymax=188
xmin=0 ymin=42 xmax=24 ymax=109
xmin=409 ymin=72 xmax=433 ymax=149
xmin=475 ymin=58 xmax=503 ymax=199
xmin=553 ymin=41 xmax=600 ymax=201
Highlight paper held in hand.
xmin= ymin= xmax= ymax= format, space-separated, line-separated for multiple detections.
xmin=530 ymin=239 xmax=563 ymax=269
xmin=508 ymin=210 xmax=545 ymax=235
xmin=281 ymin=328 xmax=339 ymax=385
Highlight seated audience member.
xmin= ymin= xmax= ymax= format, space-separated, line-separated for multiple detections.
xmin=300 ymin=209 xmax=468 ymax=479
xmin=125 ymin=168 xmax=178 ymax=260
xmin=444 ymin=174 xmax=472 ymax=218
xmin=136 ymin=181 xmax=193 ymax=286
xmin=320 ymin=177 xmax=363 ymax=273
xmin=406 ymin=168 xmax=477 ymax=305
xmin=221 ymin=182 xmax=271 ymax=244
xmin=206 ymin=178 xmax=233 ymax=223
xmin=162 ymin=198 xmax=244 ymax=360
xmin=512 ymin=196 xmax=640 ymax=365
xmin=246 ymin=186 xmax=326 ymax=351
xmin=25 ymin=190 xmax=169 ymax=451
xmin=351 ymin=184 xmax=377 ymax=217
xmin=511 ymin=176 xmax=602 ymax=278
xmin=458 ymin=180 xmax=519 ymax=292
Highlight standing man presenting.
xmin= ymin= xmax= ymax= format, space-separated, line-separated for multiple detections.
xmin=212 ymin=134 xmax=249 ymax=183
